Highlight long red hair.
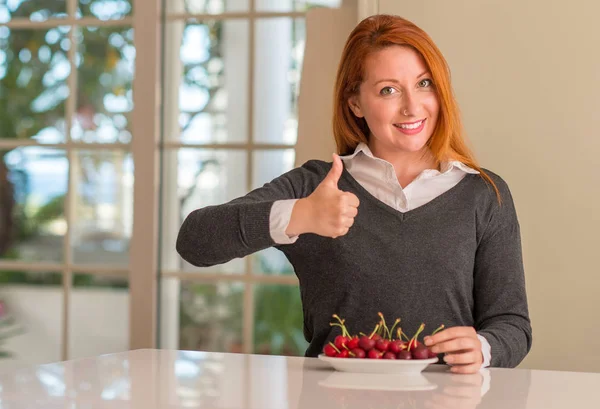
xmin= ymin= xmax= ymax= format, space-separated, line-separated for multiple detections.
xmin=332 ymin=14 xmax=500 ymax=201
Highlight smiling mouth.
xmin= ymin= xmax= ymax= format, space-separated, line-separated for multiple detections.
xmin=394 ymin=119 xmax=426 ymax=130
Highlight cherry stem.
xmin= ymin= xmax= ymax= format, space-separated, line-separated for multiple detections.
xmin=388 ymin=319 xmax=401 ymax=341
xmin=330 ymin=315 xmax=351 ymax=337
xmin=329 ymin=342 xmax=341 ymax=354
xmin=408 ymin=323 xmax=425 ymax=351
xmin=369 ymin=323 xmax=380 ymax=339
xmin=329 ymin=323 xmax=350 ymax=338
xmin=398 ymin=327 xmax=410 ymax=342
xmin=431 ymin=324 xmax=445 ymax=336
xmin=378 ymin=313 xmax=390 ymax=339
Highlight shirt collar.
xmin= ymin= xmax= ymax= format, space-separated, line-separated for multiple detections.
xmin=340 ymin=142 xmax=480 ymax=175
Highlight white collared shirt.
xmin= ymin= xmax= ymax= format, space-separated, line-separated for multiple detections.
xmin=269 ymin=142 xmax=491 ymax=369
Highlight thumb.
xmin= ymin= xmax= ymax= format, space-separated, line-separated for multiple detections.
xmin=323 ymin=153 xmax=343 ymax=188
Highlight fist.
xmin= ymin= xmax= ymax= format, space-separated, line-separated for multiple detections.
xmin=306 ymin=153 xmax=360 ymax=238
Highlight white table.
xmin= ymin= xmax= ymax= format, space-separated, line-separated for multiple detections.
xmin=0 ymin=349 xmax=598 ymax=408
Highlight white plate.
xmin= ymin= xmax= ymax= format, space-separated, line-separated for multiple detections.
xmin=318 ymin=371 xmax=438 ymax=391
xmin=318 ymin=354 xmax=438 ymax=374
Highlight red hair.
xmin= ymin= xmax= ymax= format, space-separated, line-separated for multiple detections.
xmin=332 ymin=14 xmax=500 ymax=201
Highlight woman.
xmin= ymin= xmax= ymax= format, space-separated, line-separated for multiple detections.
xmin=176 ymin=14 xmax=532 ymax=373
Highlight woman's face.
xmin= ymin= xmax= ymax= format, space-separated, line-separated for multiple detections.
xmin=349 ymin=46 xmax=440 ymax=156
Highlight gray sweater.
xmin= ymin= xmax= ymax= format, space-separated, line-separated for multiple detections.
xmin=176 ymin=160 xmax=532 ymax=367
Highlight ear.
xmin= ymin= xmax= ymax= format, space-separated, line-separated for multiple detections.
xmin=348 ymin=96 xmax=364 ymax=118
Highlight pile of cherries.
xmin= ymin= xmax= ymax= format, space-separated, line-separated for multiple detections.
xmin=322 ymin=313 xmax=444 ymax=360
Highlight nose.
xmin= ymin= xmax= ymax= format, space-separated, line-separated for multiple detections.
xmin=401 ymin=91 xmax=418 ymax=117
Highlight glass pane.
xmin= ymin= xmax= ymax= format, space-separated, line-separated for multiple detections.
xmin=255 ymin=0 xmax=341 ymax=12
xmin=0 ymin=270 xmax=62 ymax=370
xmin=73 ymin=26 xmax=134 ymax=143
xmin=0 ymin=0 xmax=67 ymax=23
xmin=0 ymin=27 xmax=71 ymax=142
xmin=162 ymin=149 xmax=246 ymax=274
xmin=77 ymin=0 xmax=133 ymax=20
xmin=69 ymin=273 xmax=129 ymax=360
xmin=178 ymin=281 xmax=244 ymax=353
xmin=252 ymin=149 xmax=295 ymax=190
xmin=254 ymin=247 xmax=294 ymax=275
xmin=180 ymin=0 xmax=248 ymax=14
xmin=254 ymin=18 xmax=304 ymax=144
xmin=0 ymin=148 xmax=67 ymax=263
xmin=253 ymin=284 xmax=307 ymax=356
xmin=72 ymin=151 xmax=133 ymax=266
xmin=166 ymin=20 xmax=248 ymax=144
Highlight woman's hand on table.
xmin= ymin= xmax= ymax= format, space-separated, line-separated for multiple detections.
xmin=424 ymin=326 xmax=483 ymax=374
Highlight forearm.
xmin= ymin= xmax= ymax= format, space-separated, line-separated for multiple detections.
xmin=176 ymin=201 xmax=275 ymax=267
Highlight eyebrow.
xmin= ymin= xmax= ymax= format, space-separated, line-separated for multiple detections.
xmin=373 ymin=71 xmax=431 ymax=85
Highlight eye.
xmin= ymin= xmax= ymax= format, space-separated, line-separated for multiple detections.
xmin=379 ymin=86 xmax=396 ymax=95
xmin=418 ymin=79 xmax=433 ymax=88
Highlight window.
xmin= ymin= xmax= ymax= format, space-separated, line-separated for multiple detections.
xmin=0 ymin=0 xmax=133 ymax=367
xmin=159 ymin=0 xmax=342 ymax=356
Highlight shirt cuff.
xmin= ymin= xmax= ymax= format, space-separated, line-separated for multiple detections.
xmin=478 ymin=334 xmax=492 ymax=368
xmin=269 ymin=199 xmax=300 ymax=244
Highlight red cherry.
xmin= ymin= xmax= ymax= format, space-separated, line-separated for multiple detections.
xmin=347 ymin=336 xmax=360 ymax=350
xmin=358 ymin=336 xmax=376 ymax=351
xmin=323 ymin=344 xmax=338 ymax=357
xmin=397 ymin=350 xmax=412 ymax=360
xmin=350 ymin=348 xmax=366 ymax=358
xmin=411 ymin=346 xmax=430 ymax=360
xmin=383 ymin=352 xmax=396 ymax=360
xmin=388 ymin=340 xmax=403 ymax=354
xmin=368 ymin=349 xmax=383 ymax=359
xmin=337 ymin=349 xmax=349 ymax=358
xmin=375 ymin=339 xmax=390 ymax=352
xmin=334 ymin=335 xmax=348 ymax=350
xmin=428 ymin=348 xmax=438 ymax=359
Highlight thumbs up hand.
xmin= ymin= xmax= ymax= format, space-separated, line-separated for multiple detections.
xmin=286 ymin=154 xmax=360 ymax=239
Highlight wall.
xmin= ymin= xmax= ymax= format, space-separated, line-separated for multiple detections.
xmin=372 ymin=0 xmax=600 ymax=372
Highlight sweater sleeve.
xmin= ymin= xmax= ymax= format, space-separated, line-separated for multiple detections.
xmin=473 ymin=177 xmax=533 ymax=368
xmin=176 ymin=160 xmax=322 ymax=267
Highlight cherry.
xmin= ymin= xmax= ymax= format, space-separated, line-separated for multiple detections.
xmin=368 ymin=349 xmax=383 ymax=359
xmin=397 ymin=350 xmax=412 ymax=360
xmin=350 ymin=348 xmax=366 ymax=358
xmin=428 ymin=348 xmax=438 ymax=359
xmin=337 ymin=349 xmax=349 ymax=358
xmin=324 ymin=342 xmax=340 ymax=357
xmin=388 ymin=340 xmax=405 ymax=354
xmin=347 ymin=336 xmax=360 ymax=350
xmin=358 ymin=323 xmax=380 ymax=351
xmin=411 ymin=345 xmax=430 ymax=360
xmin=334 ymin=335 xmax=348 ymax=350
xmin=383 ymin=352 xmax=396 ymax=360
xmin=375 ymin=339 xmax=390 ymax=352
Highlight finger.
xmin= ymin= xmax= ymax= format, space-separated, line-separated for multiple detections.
xmin=430 ymin=337 xmax=479 ymax=354
xmin=443 ymin=351 xmax=480 ymax=365
xmin=425 ymin=326 xmax=476 ymax=346
xmin=344 ymin=192 xmax=360 ymax=208
xmin=449 ymin=363 xmax=482 ymax=375
xmin=323 ymin=153 xmax=343 ymax=188
xmin=331 ymin=227 xmax=349 ymax=238
xmin=343 ymin=216 xmax=355 ymax=228
xmin=341 ymin=206 xmax=358 ymax=218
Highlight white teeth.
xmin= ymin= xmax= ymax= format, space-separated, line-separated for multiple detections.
xmin=397 ymin=120 xmax=423 ymax=130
